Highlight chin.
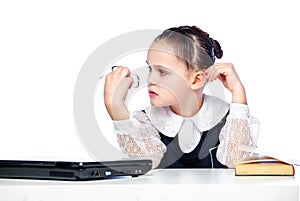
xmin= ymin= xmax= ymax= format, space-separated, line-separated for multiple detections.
xmin=150 ymin=99 xmax=172 ymax=107
xmin=150 ymin=100 xmax=165 ymax=107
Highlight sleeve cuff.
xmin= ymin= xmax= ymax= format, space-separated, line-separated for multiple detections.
xmin=112 ymin=119 xmax=135 ymax=133
xmin=229 ymin=103 xmax=250 ymax=119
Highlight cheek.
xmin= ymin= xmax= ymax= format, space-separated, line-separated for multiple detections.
xmin=158 ymin=79 xmax=191 ymax=102
xmin=162 ymin=77 xmax=190 ymax=95
xmin=150 ymin=87 xmax=178 ymax=107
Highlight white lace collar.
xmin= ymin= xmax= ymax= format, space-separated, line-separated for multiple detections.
xmin=144 ymin=95 xmax=230 ymax=137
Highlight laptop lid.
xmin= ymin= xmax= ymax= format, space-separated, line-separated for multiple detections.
xmin=0 ymin=159 xmax=152 ymax=181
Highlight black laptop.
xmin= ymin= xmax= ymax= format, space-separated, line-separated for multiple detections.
xmin=0 ymin=159 xmax=152 ymax=181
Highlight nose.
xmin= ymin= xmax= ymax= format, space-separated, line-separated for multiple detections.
xmin=147 ymin=71 xmax=157 ymax=85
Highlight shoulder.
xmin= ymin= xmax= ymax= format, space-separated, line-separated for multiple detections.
xmin=130 ymin=106 xmax=172 ymax=125
xmin=202 ymin=94 xmax=230 ymax=116
xmin=144 ymin=105 xmax=169 ymax=117
xmin=143 ymin=106 xmax=182 ymax=137
xmin=194 ymin=95 xmax=230 ymax=131
xmin=204 ymin=94 xmax=230 ymax=108
xmin=143 ymin=106 xmax=174 ymax=126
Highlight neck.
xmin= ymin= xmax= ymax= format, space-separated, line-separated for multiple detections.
xmin=170 ymin=93 xmax=204 ymax=117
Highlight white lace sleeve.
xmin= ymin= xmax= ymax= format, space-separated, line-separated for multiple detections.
xmin=113 ymin=111 xmax=166 ymax=168
xmin=216 ymin=104 xmax=259 ymax=168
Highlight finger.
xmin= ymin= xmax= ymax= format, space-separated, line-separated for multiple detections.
xmin=114 ymin=65 xmax=123 ymax=74
xmin=217 ymin=74 xmax=226 ymax=85
xmin=124 ymin=76 xmax=134 ymax=89
xmin=205 ymin=65 xmax=218 ymax=82
xmin=109 ymin=66 xmax=130 ymax=80
xmin=105 ymin=66 xmax=126 ymax=84
xmin=207 ymin=63 xmax=231 ymax=82
xmin=209 ymin=70 xmax=220 ymax=82
xmin=106 ymin=65 xmax=121 ymax=77
xmin=204 ymin=66 xmax=213 ymax=80
xmin=118 ymin=66 xmax=131 ymax=78
xmin=112 ymin=76 xmax=133 ymax=91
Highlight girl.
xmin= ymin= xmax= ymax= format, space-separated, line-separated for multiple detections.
xmin=104 ymin=25 xmax=259 ymax=168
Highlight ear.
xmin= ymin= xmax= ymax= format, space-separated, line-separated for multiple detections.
xmin=190 ymin=71 xmax=206 ymax=90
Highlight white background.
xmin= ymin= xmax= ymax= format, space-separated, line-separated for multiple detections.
xmin=0 ymin=0 xmax=299 ymax=162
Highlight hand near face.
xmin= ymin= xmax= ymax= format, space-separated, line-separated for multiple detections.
xmin=104 ymin=66 xmax=133 ymax=120
xmin=205 ymin=63 xmax=247 ymax=104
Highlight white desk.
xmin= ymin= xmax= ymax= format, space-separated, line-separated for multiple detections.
xmin=0 ymin=168 xmax=299 ymax=201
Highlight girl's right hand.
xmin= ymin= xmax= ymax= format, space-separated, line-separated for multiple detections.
xmin=104 ymin=66 xmax=133 ymax=120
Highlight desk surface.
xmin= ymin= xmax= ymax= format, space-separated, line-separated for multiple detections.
xmin=0 ymin=168 xmax=299 ymax=201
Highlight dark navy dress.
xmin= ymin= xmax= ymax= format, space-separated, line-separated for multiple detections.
xmin=156 ymin=112 xmax=229 ymax=169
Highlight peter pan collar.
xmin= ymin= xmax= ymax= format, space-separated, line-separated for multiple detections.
xmin=144 ymin=94 xmax=230 ymax=137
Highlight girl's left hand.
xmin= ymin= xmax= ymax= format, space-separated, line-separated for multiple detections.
xmin=205 ymin=62 xmax=247 ymax=104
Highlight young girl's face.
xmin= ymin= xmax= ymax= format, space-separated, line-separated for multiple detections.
xmin=146 ymin=42 xmax=194 ymax=108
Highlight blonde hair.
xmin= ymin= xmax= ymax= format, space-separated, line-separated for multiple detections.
xmin=153 ymin=25 xmax=223 ymax=70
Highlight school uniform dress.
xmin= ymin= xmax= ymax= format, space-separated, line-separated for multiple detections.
xmin=113 ymin=94 xmax=259 ymax=168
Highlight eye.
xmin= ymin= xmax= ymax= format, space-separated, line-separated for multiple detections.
xmin=159 ymin=69 xmax=167 ymax=76
xmin=147 ymin=65 xmax=152 ymax=72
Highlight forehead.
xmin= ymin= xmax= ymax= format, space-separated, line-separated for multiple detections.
xmin=147 ymin=42 xmax=187 ymax=72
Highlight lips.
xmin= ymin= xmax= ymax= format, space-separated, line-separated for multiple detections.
xmin=148 ymin=90 xmax=158 ymax=97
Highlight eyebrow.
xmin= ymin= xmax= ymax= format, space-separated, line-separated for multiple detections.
xmin=145 ymin=60 xmax=172 ymax=70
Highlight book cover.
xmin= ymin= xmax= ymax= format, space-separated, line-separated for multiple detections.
xmin=235 ymin=146 xmax=295 ymax=176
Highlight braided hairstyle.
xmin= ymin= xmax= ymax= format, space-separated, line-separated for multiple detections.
xmin=153 ymin=25 xmax=223 ymax=70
